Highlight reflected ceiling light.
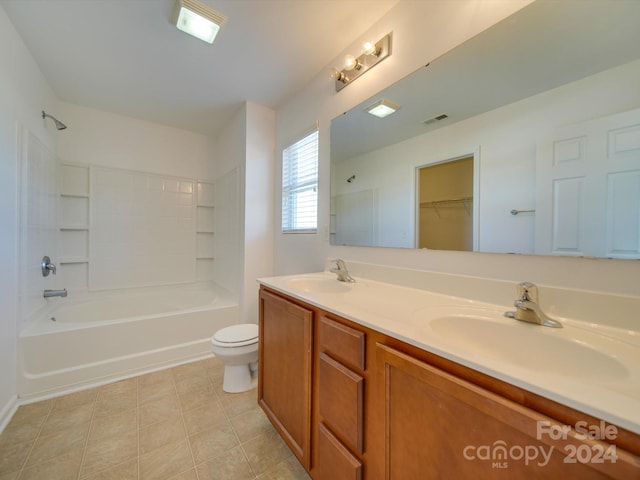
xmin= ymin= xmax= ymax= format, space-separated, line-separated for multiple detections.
xmin=331 ymin=33 xmax=392 ymax=91
xmin=365 ymin=99 xmax=401 ymax=118
xmin=174 ymin=0 xmax=226 ymax=44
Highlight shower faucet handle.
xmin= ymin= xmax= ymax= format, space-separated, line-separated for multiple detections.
xmin=41 ymin=256 xmax=57 ymax=276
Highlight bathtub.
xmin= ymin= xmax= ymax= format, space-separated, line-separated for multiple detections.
xmin=18 ymin=282 xmax=238 ymax=399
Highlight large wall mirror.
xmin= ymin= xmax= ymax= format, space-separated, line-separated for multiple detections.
xmin=330 ymin=0 xmax=640 ymax=258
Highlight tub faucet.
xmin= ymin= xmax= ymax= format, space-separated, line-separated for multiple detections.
xmin=330 ymin=259 xmax=355 ymax=283
xmin=44 ymin=289 xmax=67 ymax=298
xmin=504 ymin=282 xmax=562 ymax=328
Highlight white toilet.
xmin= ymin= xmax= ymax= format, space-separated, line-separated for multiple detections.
xmin=211 ymin=323 xmax=259 ymax=393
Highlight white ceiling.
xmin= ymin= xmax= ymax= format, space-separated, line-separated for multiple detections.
xmin=1 ymin=0 xmax=398 ymax=137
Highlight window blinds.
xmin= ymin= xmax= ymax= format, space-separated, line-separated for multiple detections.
xmin=282 ymin=129 xmax=319 ymax=233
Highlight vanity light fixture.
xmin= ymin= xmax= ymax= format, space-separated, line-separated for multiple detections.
xmin=331 ymin=33 xmax=392 ymax=92
xmin=365 ymin=98 xmax=400 ymax=118
xmin=174 ymin=0 xmax=227 ymax=44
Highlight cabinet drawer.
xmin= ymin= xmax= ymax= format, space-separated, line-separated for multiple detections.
xmin=319 ymin=315 xmax=366 ymax=371
xmin=319 ymin=352 xmax=364 ymax=453
xmin=317 ymin=422 xmax=362 ymax=480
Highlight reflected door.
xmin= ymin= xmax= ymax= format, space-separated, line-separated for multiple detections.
xmin=536 ymin=108 xmax=640 ymax=258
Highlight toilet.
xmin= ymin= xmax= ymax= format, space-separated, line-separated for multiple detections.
xmin=211 ymin=323 xmax=259 ymax=393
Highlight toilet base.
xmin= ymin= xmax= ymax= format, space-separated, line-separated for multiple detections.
xmin=222 ymin=364 xmax=257 ymax=393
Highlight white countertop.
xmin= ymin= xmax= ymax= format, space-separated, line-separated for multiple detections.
xmin=258 ymin=271 xmax=640 ymax=436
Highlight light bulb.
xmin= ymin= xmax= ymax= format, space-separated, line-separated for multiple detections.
xmin=330 ymin=67 xmax=345 ymax=82
xmin=344 ymin=54 xmax=359 ymax=71
xmin=363 ymin=41 xmax=377 ymax=56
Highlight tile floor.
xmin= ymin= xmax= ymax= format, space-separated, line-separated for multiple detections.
xmin=0 ymin=357 xmax=311 ymax=480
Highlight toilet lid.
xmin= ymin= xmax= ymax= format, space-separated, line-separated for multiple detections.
xmin=213 ymin=323 xmax=259 ymax=347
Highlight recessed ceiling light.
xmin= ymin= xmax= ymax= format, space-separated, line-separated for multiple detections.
xmin=174 ymin=0 xmax=226 ymax=44
xmin=365 ymin=99 xmax=401 ymax=119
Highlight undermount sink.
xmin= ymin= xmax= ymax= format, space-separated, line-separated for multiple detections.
xmin=284 ymin=275 xmax=352 ymax=294
xmin=424 ymin=310 xmax=629 ymax=381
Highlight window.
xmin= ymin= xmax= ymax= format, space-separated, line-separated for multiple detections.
xmin=282 ymin=129 xmax=319 ymax=233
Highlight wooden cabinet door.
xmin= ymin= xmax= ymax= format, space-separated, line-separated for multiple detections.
xmin=258 ymin=288 xmax=313 ymax=469
xmin=375 ymin=344 xmax=638 ymax=480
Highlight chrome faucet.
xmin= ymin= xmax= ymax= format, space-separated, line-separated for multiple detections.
xmin=330 ymin=259 xmax=355 ymax=283
xmin=41 ymin=256 xmax=57 ymax=276
xmin=504 ymin=282 xmax=562 ymax=328
xmin=44 ymin=289 xmax=67 ymax=298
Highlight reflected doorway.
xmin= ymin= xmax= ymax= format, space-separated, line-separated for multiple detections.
xmin=417 ymin=155 xmax=474 ymax=250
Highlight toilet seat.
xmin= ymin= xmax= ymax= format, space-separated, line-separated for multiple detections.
xmin=212 ymin=323 xmax=258 ymax=347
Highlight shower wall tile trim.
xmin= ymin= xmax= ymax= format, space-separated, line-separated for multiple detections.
xmin=59 ymin=164 xmax=215 ymax=291
xmin=19 ymin=129 xmax=59 ymax=330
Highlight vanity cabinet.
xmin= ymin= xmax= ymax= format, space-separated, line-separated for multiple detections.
xmin=258 ymin=286 xmax=640 ymax=480
xmin=258 ymin=289 xmax=313 ymax=469
xmin=375 ymin=343 xmax=639 ymax=479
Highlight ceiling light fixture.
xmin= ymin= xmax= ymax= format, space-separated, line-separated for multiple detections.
xmin=331 ymin=33 xmax=392 ymax=92
xmin=174 ymin=0 xmax=227 ymax=44
xmin=365 ymin=99 xmax=401 ymax=119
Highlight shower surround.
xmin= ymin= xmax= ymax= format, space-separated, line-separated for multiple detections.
xmin=59 ymin=163 xmax=217 ymax=291
xmin=18 ymin=111 xmax=241 ymax=399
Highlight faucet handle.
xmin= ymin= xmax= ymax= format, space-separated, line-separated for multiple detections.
xmin=331 ymin=259 xmax=345 ymax=272
xmin=41 ymin=256 xmax=57 ymax=276
xmin=517 ymin=281 xmax=538 ymax=302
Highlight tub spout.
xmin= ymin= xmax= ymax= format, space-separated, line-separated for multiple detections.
xmin=44 ymin=289 xmax=67 ymax=298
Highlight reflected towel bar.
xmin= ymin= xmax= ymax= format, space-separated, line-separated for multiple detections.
xmin=510 ymin=209 xmax=536 ymax=215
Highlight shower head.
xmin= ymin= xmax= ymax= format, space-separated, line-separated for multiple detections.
xmin=41 ymin=110 xmax=67 ymax=130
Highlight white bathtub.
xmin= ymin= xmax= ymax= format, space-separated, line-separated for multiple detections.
xmin=18 ymin=282 xmax=238 ymax=399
